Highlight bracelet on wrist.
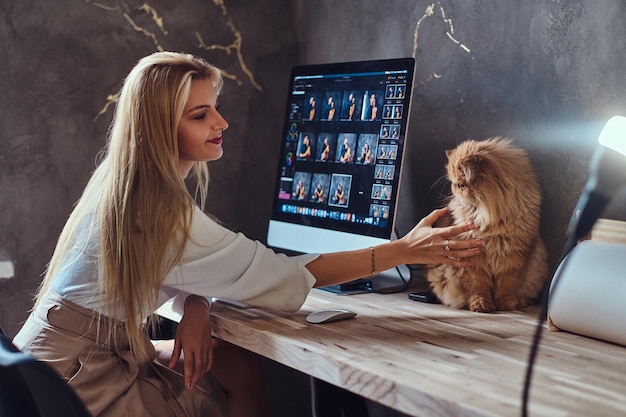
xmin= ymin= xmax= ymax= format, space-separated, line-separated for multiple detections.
xmin=370 ymin=246 xmax=378 ymax=277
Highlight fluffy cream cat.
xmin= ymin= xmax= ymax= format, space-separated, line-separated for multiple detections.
xmin=425 ymin=137 xmax=548 ymax=312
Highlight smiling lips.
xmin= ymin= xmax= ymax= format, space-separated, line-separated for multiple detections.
xmin=208 ymin=136 xmax=222 ymax=145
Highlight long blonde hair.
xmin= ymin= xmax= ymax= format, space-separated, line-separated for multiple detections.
xmin=36 ymin=52 xmax=224 ymax=361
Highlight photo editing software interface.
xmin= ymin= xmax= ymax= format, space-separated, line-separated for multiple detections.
xmin=268 ymin=58 xmax=415 ymax=276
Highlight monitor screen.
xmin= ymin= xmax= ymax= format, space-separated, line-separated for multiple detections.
xmin=267 ymin=58 xmax=415 ymax=292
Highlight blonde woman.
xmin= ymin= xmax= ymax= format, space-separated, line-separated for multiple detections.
xmin=14 ymin=51 xmax=482 ymax=417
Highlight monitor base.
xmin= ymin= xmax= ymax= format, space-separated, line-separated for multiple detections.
xmin=319 ymin=264 xmax=411 ymax=295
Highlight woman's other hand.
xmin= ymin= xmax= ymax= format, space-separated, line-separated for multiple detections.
xmin=169 ymin=295 xmax=213 ymax=390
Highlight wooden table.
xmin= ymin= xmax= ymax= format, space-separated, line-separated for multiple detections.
xmin=207 ymin=288 xmax=626 ymax=417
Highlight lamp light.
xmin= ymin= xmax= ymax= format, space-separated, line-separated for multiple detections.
xmin=566 ymin=115 xmax=626 ymax=249
xmin=523 ymin=115 xmax=626 ymax=417
xmin=598 ymin=115 xmax=626 ymax=155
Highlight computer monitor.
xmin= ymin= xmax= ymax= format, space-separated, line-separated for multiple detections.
xmin=267 ymin=57 xmax=415 ymax=294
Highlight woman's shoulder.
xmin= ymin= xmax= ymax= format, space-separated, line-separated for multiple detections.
xmin=188 ymin=206 xmax=235 ymax=241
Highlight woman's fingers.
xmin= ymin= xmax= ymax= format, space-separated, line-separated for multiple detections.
xmin=184 ymin=351 xmax=195 ymax=389
xmin=180 ymin=341 xmax=214 ymax=391
xmin=169 ymin=338 xmax=182 ymax=369
xmin=437 ymin=237 xmax=483 ymax=267
xmin=442 ymin=238 xmax=483 ymax=251
xmin=442 ymin=222 xmax=476 ymax=237
xmin=419 ymin=207 xmax=450 ymax=227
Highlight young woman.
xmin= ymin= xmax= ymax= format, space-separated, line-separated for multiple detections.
xmin=13 ymin=52 xmax=482 ymax=417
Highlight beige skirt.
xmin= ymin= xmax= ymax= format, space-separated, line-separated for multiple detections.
xmin=13 ymin=291 xmax=228 ymax=417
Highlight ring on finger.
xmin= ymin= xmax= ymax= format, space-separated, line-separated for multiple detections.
xmin=444 ymin=239 xmax=450 ymax=251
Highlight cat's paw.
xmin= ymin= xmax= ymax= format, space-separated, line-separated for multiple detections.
xmin=468 ymin=297 xmax=496 ymax=313
xmin=495 ymin=296 xmax=519 ymax=311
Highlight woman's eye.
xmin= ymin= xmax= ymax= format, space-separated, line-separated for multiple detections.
xmin=194 ymin=113 xmax=207 ymax=120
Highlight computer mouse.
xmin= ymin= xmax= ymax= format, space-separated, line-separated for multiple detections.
xmin=305 ymin=308 xmax=357 ymax=324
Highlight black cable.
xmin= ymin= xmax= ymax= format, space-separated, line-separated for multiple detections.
xmin=521 ymin=233 xmax=578 ymax=417
xmin=371 ymin=264 xmax=410 ymax=294
xmin=395 ymin=264 xmax=410 ymax=287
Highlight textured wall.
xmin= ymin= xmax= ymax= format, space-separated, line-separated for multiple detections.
xmin=0 ymin=0 xmax=298 ymax=336
xmin=294 ymin=0 xmax=626 ymax=271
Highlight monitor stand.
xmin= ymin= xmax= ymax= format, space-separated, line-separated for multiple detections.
xmin=320 ymin=263 xmax=411 ymax=295
xmin=319 ymin=230 xmax=412 ymax=295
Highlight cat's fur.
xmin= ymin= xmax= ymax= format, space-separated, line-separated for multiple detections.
xmin=425 ymin=137 xmax=548 ymax=312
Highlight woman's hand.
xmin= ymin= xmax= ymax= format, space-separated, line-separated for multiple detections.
xmin=307 ymin=207 xmax=482 ymax=288
xmin=169 ymin=295 xmax=213 ymax=390
xmin=400 ymin=207 xmax=483 ymax=267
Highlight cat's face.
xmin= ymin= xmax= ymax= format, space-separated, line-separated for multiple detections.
xmin=445 ymin=143 xmax=490 ymax=208
xmin=444 ymin=138 xmax=541 ymax=231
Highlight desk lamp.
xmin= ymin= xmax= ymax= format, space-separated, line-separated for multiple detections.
xmin=522 ymin=115 xmax=626 ymax=417
xmin=564 ymin=115 xmax=626 ymax=253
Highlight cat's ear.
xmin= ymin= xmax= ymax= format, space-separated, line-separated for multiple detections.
xmin=445 ymin=149 xmax=453 ymax=158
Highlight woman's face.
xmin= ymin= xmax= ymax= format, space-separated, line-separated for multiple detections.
xmin=177 ymin=78 xmax=229 ymax=177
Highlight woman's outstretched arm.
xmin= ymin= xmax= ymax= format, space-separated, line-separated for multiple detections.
xmin=307 ymin=207 xmax=483 ymax=288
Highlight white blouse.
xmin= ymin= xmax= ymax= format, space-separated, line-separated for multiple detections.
xmin=51 ymin=206 xmax=318 ymax=319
